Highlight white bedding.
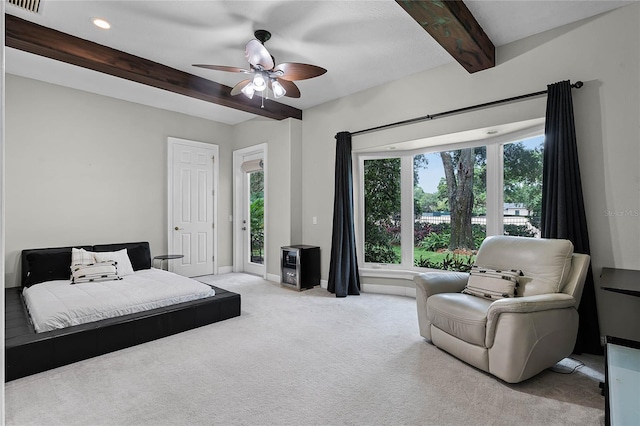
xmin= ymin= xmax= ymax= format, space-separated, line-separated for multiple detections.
xmin=23 ymin=268 xmax=216 ymax=333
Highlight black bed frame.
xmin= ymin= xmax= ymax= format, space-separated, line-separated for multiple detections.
xmin=5 ymin=242 xmax=241 ymax=381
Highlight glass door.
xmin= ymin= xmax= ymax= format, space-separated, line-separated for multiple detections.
xmin=248 ymin=169 xmax=264 ymax=266
xmin=241 ymin=153 xmax=265 ymax=277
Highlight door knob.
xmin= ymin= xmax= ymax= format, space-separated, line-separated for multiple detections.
xmin=242 ymin=227 xmax=247 ymax=230
xmin=175 ymin=226 xmax=183 ymax=231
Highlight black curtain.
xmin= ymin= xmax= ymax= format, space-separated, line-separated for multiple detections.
xmin=541 ymin=80 xmax=602 ymax=355
xmin=328 ymin=131 xmax=361 ymax=297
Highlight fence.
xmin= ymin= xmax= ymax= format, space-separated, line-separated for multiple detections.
xmin=418 ymin=215 xmax=541 ymax=237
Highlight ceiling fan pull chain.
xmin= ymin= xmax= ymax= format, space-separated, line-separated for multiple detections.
xmin=261 ymin=90 xmax=264 ymax=108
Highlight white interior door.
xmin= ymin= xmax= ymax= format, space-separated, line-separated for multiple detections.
xmin=169 ymin=138 xmax=217 ymax=277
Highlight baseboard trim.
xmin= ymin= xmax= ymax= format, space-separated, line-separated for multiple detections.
xmin=362 ymin=283 xmax=416 ymax=298
xmin=218 ymin=266 xmax=233 ymax=275
xmin=319 ymin=279 xmax=415 ymax=298
xmin=262 ymin=276 xmax=414 ymax=298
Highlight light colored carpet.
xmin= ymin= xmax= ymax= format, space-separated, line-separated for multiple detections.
xmin=5 ymin=273 xmax=606 ymax=426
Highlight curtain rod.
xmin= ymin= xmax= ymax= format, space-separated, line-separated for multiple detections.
xmin=351 ymin=81 xmax=583 ymax=137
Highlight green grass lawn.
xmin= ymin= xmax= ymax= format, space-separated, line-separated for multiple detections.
xmin=392 ymin=246 xmax=475 ymax=266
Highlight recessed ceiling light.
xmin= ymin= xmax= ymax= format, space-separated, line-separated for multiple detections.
xmin=92 ymin=18 xmax=111 ymax=30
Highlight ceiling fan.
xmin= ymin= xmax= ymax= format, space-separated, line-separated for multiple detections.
xmin=194 ymin=30 xmax=327 ymax=103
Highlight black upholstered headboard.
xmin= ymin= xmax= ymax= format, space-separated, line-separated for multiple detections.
xmin=21 ymin=242 xmax=151 ymax=287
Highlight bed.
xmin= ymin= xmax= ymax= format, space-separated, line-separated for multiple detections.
xmin=5 ymin=242 xmax=241 ymax=381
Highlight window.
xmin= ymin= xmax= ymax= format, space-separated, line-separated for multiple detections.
xmin=412 ymin=147 xmax=486 ymax=269
xmin=503 ymin=136 xmax=544 ymax=238
xmin=249 ymin=170 xmax=265 ymax=264
xmin=358 ymin=134 xmax=543 ymax=272
xmin=363 ymin=158 xmax=402 ymax=264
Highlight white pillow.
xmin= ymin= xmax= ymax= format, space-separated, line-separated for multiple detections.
xmin=94 ymin=249 xmax=135 ymax=277
xmin=71 ymin=261 xmax=121 ymax=284
xmin=71 ymin=248 xmax=96 ymax=266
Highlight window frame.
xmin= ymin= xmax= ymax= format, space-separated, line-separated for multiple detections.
xmin=353 ymin=125 xmax=544 ymax=272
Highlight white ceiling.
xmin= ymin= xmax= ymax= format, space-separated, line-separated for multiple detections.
xmin=5 ymin=0 xmax=634 ymax=125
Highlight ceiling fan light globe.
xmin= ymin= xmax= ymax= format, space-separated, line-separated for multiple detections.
xmin=271 ymin=80 xmax=286 ymax=99
xmin=252 ymin=73 xmax=267 ymax=91
xmin=241 ymin=82 xmax=256 ymax=99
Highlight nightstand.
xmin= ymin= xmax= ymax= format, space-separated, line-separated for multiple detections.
xmin=153 ymin=254 xmax=184 ymax=271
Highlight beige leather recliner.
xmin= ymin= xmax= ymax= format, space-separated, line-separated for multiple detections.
xmin=414 ymin=235 xmax=590 ymax=383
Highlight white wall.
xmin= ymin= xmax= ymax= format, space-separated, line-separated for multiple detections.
xmin=5 ymin=75 xmax=234 ymax=287
xmin=289 ymin=118 xmax=303 ymax=245
xmin=300 ymin=5 xmax=640 ymax=340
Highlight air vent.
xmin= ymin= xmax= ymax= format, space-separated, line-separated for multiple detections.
xmin=7 ymin=0 xmax=42 ymax=14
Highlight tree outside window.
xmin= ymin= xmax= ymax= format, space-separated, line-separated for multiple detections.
xmin=362 ymin=135 xmax=544 ymax=272
xmin=363 ymin=158 xmax=401 ymax=264
xmin=249 ymin=171 xmax=264 ymax=264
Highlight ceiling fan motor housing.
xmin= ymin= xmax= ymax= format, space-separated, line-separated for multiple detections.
xmin=254 ymin=30 xmax=271 ymax=44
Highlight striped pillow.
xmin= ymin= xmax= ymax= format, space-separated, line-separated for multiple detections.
xmin=71 ymin=248 xmax=95 ymax=266
xmin=71 ymin=261 xmax=121 ymax=284
xmin=462 ymin=265 xmax=523 ymax=300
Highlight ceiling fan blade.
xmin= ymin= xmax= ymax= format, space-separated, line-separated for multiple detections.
xmin=230 ymin=79 xmax=252 ymax=96
xmin=276 ymin=79 xmax=301 ymax=98
xmin=193 ymin=64 xmax=250 ymax=73
xmin=245 ymin=39 xmax=274 ymax=70
xmin=274 ymin=63 xmax=327 ymax=81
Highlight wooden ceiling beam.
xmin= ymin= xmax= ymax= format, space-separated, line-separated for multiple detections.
xmin=396 ymin=0 xmax=495 ymax=73
xmin=5 ymin=14 xmax=302 ymax=121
